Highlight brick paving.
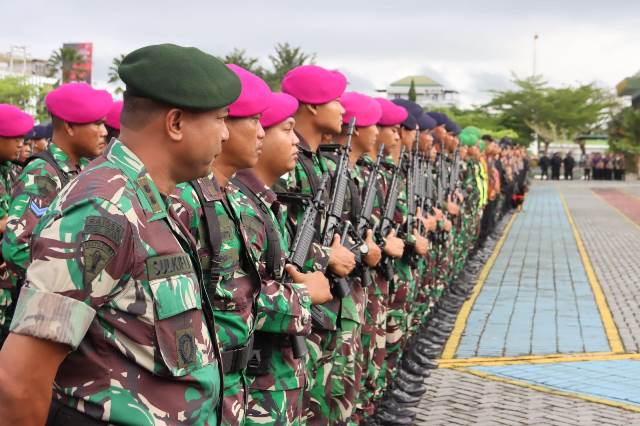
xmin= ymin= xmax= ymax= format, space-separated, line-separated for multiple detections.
xmin=413 ymin=181 xmax=640 ymax=425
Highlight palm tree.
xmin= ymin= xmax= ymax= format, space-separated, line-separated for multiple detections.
xmin=47 ymin=47 xmax=87 ymax=84
xmin=108 ymin=54 xmax=126 ymax=94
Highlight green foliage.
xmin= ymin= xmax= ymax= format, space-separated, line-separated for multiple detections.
xmin=108 ymin=54 xmax=126 ymax=95
xmin=221 ymin=43 xmax=315 ymax=91
xmin=486 ymin=75 xmax=617 ymax=148
xmin=608 ymin=107 xmax=640 ymax=155
xmin=408 ymin=78 xmax=417 ymax=102
xmin=33 ymin=84 xmax=54 ymax=123
xmin=47 ymin=47 xmax=87 ymax=84
xmin=0 ymin=76 xmax=37 ymax=109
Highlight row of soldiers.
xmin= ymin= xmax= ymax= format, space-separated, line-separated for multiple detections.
xmin=0 ymin=43 xmax=516 ymax=426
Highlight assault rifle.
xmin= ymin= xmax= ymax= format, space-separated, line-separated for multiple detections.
xmin=320 ymin=117 xmax=356 ymax=299
xmin=448 ymin=148 xmax=461 ymax=197
xmin=378 ymin=146 xmax=405 ymax=280
xmin=355 ymin=144 xmax=385 ymax=287
xmin=283 ymin=173 xmax=329 ymax=358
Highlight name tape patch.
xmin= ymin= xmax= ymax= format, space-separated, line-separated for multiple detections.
xmin=147 ymin=253 xmax=193 ymax=280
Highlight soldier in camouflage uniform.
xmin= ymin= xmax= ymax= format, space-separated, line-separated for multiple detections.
xmin=234 ymin=92 xmax=332 ymax=425
xmin=354 ymin=97 xmax=407 ymax=421
xmin=0 ymin=104 xmax=33 ymax=344
xmin=0 ymin=43 xmax=239 ymax=425
xmin=0 ymin=84 xmax=112 ymax=342
xmin=173 ymin=64 xmax=274 ymax=425
xmin=279 ymin=65 xmax=357 ymax=425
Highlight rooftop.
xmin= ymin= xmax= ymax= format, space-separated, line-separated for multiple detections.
xmin=389 ymin=75 xmax=442 ymax=87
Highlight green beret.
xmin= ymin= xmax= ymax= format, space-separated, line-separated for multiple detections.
xmin=119 ymin=44 xmax=241 ymax=110
xmin=460 ymin=126 xmax=482 ymax=147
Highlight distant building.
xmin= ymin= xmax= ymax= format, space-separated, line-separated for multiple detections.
xmin=384 ymin=75 xmax=459 ymax=108
xmin=616 ymin=71 xmax=640 ymax=109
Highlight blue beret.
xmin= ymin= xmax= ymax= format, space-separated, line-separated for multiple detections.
xmin=401 ymin=113 xmax=417 ymax=130
xmin=444 ymin=119 xmax=460 ymax=134
xmin=26 ymin=123 xmax=51 ymax=140
xmin=392 ymin=98 xmax=423 ymax=118
xmin=416 ymin=113 xmax=437 ymax=131
xmin=426 ymin=111 xmax=449 ymax=126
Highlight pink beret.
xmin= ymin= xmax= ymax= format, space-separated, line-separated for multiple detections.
xmin=226 ymin=64 xmax=271 ymax=118
xmin=375 ymin=98 xmax=408 ymax=126
xmin=105 ymin=100 xmax=123 ymax=130
xmin=340 ymin=92 xmax=382 ymax=127
xmin=260 ymin=92 xmax=299 ymax=129
xmin=46 ymin=83 xmax=113 ymax=124
xmin=0 ymin=104 xmax=35 ymax=138
xmin=282 ymin=65 xmax=347 ymax=105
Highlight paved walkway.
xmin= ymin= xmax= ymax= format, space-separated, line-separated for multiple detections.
xmin=415 ymin=181 xmax=640 ymax=425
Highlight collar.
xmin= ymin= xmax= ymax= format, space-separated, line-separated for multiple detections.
xmin=48 ymin=142 xmax=89 ymax=175
xmin=295 ymin=131 xmax=313 ymax=156
xmin=234 ymin=169 xmax=277 ymax=205
xmin=105 ymin=139 xmax=168 ymax=222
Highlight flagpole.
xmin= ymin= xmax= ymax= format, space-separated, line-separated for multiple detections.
xmin=533 ymin=33 xmax=539 ymax=77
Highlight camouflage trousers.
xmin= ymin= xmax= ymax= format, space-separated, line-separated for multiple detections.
xmin=246 ymin=387 xmax=303 ymax=425
xmin=330 ymin=318 xmax=363 ymax=425
xmin=384 ymin=260 xmax=416 ymax=383
xmin=0 ymin=288 xmax=11 ymax=344
xmin=304 ymin=328 xmax=338 ymax=425
xmin=356 ymin=272 xmax=388 ymax=419
xmin=221 ymin=371 xmax=248 ymax=425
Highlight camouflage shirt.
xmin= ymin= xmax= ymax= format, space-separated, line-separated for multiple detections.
xmin=0 ymin=160 xmax=16 ymax=219
xmin=233 ymin=169 xmax=312 ymax=391
xmin=9 ymin=139 xmax=222 ymax=425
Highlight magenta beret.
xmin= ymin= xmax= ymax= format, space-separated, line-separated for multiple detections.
xmin=226 ymin=64 xmax=271 ymax=118
xmin=45 ymin=83 xmax=113 ymax=124
xmin=0 ymin=104 xmax=35 ymax=138
xmin=375 ymin=98 xmax=408 ymax=126
xmin=105 ymin=100 xmax=123 ymax=130
xmin=340 ymin=92 xmax=382 ymax=127
xmin=282 ymin=65 xmax=347 ymax=105
xmin=260 ymin=92 xmax=299 ymax=129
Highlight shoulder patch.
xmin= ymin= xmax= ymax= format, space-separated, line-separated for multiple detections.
xmin=34 ymin=175 xmax=58 ymax=197
xmin=29 ymin=200 xmax=48 ymax=217
xmin=83 ymin=216 xmax=124 ymax=245
xmin=82 ymin=240 xmax=116 ymax=285
xmin=147 ymin=253 xmax=193 ymax=280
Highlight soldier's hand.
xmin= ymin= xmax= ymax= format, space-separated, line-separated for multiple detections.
xmin=363 ymin=229 xmax=382 ymax=267
xmin=421 ymin=214 xmax=437 ymax=232
xmin=412 ymin=229 xmax=429 ymax=255
xmin=285 ymin=265 xmax=332 ymax=305
xmin=443 ymin=218 xmax=452 ymax=232
xmin=383 ymin=229 xmax=404 ymax=258
xmin=447 ymin=195 xmax=460 ymax=216
xmin=455 ymin=188 xmax=464 ymax=202
xmin=328 ymin=234 xmax=356 ymax=277
xmin=433 ymin=207 xmax=444 ymax=221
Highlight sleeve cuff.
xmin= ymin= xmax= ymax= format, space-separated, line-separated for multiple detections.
xmin=10 ymin=286 xmax=96 ymax=350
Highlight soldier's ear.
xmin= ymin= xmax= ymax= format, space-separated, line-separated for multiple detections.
xmin=165 ymin=109 xmax=184 ymax=141
xmin=304 ymin=104 xmax=318 ymax=117
xmin=63 ymin=121 xmax=75 ymax=137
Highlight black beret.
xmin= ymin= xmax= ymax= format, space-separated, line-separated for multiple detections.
xmin=119 ymin=43 xmax=241 ymax=110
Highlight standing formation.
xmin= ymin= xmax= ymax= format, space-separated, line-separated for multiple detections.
xmin=0 ymin=43 xmax=528 ymax=426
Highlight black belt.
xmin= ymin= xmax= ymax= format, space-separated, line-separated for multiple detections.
xmin=47 ymin=399 xmax=106 ymax=426
xmin=221 ymin=334 xmax=254 ymax=374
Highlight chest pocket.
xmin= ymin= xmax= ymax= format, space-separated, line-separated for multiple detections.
xmin=149 ymin=267 xmax=213 ymax=377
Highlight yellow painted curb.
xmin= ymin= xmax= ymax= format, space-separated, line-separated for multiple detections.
xmin=440 ymin=212 xmax=518 ymax=359
xmin=438 ymin=351 xmax=640 ymax=368
xmin=560 ymin=191 xmax=625 ymax=353
xmin=454 ymin=366 xmax=640 ymax=413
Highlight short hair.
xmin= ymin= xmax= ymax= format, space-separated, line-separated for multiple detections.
xmin=120 ymin=92 xmax=170 ymax=130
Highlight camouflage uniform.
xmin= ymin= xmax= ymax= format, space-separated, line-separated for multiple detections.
xmin=232 ymin=169 xmax=313 ymax=426
xmin=0 ymin=161 xmax=15 ymax=339
xmin=1 ymin=143 xmax=89 ymax=339
xmin=276 ymin=135 xmax=334 ymax=425
xmin=9 ymin=139 xmax=223 ymax=425
xmin=354 ymin=154 xmax=389 ymax=419
xmin=174 ymin=176 xmax=260 ymax=426
xmin=320 ymin=147 xmax=365 ymax=424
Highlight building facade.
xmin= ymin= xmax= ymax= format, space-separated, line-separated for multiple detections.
xmin=385 ymin=75 xmax=459 ymax=109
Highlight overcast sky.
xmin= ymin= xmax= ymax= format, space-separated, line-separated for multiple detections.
xmin=3 ymin=1 xmax=639 ymax=106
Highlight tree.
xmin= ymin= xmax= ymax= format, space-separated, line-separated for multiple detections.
xmin=408 ymin=78 xmax=417 ymax=102
xmin=47 ymin=47 xmax=87 ymax=84
xmin=608 ymin=107 xmax=640 ymax=174
xmin=108 ymin=54 xmax=126 ymax=95
xmin=34 ymin=84 xmax=55 ymax=123
xmin=264 ymin=42 xmax=315 ymax=90
xmin=0 ymin=76 xmax=37 ymax=109
xmin=486 ymin=75 xmax=616 ymax=150
xmin=222 ymin=48 xmax=266 ymax=78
